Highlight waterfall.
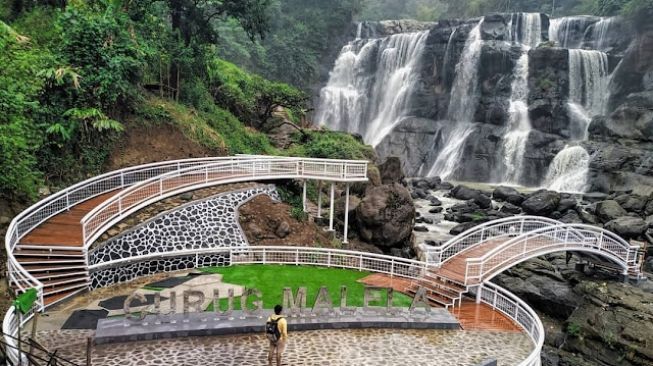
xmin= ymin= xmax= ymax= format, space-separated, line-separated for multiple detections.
xmin=315 ymin=31 xmax=429 ymax=147
xmin=548 ymin=16 xmax=596 ymax=48
xmin=501 ymin=51 xmax=531 ymax=184
xmin=356 ymin=22 xmax=363 ymax=39
xmin=544 ymin=145 xmax=591 ymax=193
xmin=567 ymin=49 xmax=609 ymax=140
xmin=510 ymin=13 xmax=542 ymax=48
xmin=441 ymin=27 xmax=458 ymax=86
xmin=428 ymin=20 xmax=483 ymax=180
xmin=592 ymin=17 xmax=614 ymax=51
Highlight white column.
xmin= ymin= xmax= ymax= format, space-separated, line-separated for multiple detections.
xmin=475 ymin=284 xmax=483 ymax=304
xmin=329 ymin=182 xmax=335 ymax=231
xmin=317 ymin=181 xmax=322 ymax=218
xmin=343 ymin=183 xmax=350 ymax=244
xmin=302 ymin=180 xmax=307 ymax=212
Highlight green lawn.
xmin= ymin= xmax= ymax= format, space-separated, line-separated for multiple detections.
xmin=200 ymin=265 xmax=414 ymax=311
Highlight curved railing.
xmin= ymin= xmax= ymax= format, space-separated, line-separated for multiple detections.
xmin=4 ymin=156 xmax=252 ymax=310
xmin=423 ymin=216 xmax=564 ymax=265
xmin=465 ymin=224 xmax=642 ymax=284
xmin=86 ymin=245 xmax=541 ymax=364
xmin=477 ymin=282 xmax=544 ymax=366
xmin=88 ymin=245 xmax=428 ymax=280
xmin=3 ymin=306 xmax=22 ymax=365
xmin=81 ymin=157 xmax=368 ymax=247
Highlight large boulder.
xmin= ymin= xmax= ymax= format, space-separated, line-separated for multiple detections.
xmin=356 ymin=183 xmax=415 ymax=249
xmin=596 ymin=200 xmax=628 ymax=223
xmin=378 ymin=156 xmax=405 ymax=185
xmin=614 ymin=194 xmax=647 ymax=213
xmin=645 ymin=199 xmax=653 ymax=216
xmin=521 ymin=190 xmax=561 ymax=216
xmin=605 ymin=216 xmax=648 ymax=238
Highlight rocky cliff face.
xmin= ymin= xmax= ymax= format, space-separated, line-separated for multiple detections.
xmin=318 ymin=13 xmax=653 ymax=194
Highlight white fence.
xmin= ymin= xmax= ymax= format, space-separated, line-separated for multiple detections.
xmin=5 ymin=157 xmax=250 ymax=311
xmin=422 ymin=216 xmax=563 ymax=266
xmin=476 ymin=282 xmax=544 ymax=366
xmin=81 ymin=158 xmax=368 ymax=247
xmin=89 ymin=246 xmax=428 ymax=280
xmin=464 ymin=224 xmax=642 ymax=284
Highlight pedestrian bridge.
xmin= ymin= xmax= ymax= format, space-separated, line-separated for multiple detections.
xmin=2 ymin=156 xmax=646 ymax=366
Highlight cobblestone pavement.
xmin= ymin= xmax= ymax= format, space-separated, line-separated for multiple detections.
xmin=37 ymin=328 xmax=532 ymax=365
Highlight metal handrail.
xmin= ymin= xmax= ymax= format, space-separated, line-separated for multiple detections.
xmin=464 ymin=224 xmax=642 ymax=284
xmin=80 ymin=157 xmax=368 ymax=247
xmin=4 ymin=157 xmax=249 ymax=311
xmin=478 ymin=282 xmax=544 ymax=366
xmin=424 ymin=216 xmax=564 ymax=265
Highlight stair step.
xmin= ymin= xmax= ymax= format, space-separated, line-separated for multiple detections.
xmin=407 ymin=287 xmax=453 ymax=307
xmin=423 ymin=272 xmax=467 ymax=289
xmin=43 ymin=282 xmax=88 ymax=297
xmin=32 ymin=270 xmax=89 ymax=281
xmin=17 ymin=257 xmax=85 ymax=264
xmin=41 ymin=276 xmax=89 ymax=288
xmin=20 ymin=264 xmax=88 ymax=272
xmin=416 ymin=282 xmax=462 ymax=299
xmin=14 ymin=249 xmax=84 ymax=257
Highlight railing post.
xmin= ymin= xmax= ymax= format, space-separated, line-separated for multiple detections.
xmin=359 ymin=254 xmax=363 ymax=271
xmin=480 ymin=227 xmax=485 ymax=242
xmin=329 ymin=182 xmax=335 ymax=232
xmin=520 ymin=218 xmax=525 ymax=235
xmin=343 ymin=183 xmax=350 ymax=244
xmin=475 ymin=284 xmax=483 ymax=304
xmin=295 ymin=249 xmax=299 ymax=265
xmin=120 ymin=171 xmax=125 ymax=188
xmin=262 ymin=249 xmax=266 ymax=264
xmin=327 ymin=252 xmax=331 ymax=267
xmin=159 ymin=179 xmax=163 ymax=196
xmin=205 ymin=166 xmax=209 ymax=182
xmin=66 ymin=192 xmax=70 ymax=211
xmin=597 ymin=232 xmax=604 ymax=250
xmin=302 ymin=180 xmax=307 ymax=212
xmin=316 ymin=181 xmax=322 ymax=218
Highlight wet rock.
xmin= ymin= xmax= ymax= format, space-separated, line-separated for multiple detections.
xmin=474 ymin=194 xmax=492 ymax=209
xmin=429 ymin=207 xmax=444 ymax=214
xmin=615 ymin=194 xmax=647 ymax=213
xmin=646 ymin=215 xmax=653 ymax=228
xmin=499 ymin=202 xmax=521 ymax=214
xmin=451 ymin=185 xmax=482 ymax=201
xmin=577 ymin=208 xmax=599 ymax=225
xmin=521 ymin=190 xmax=561 ymax=216
xmin=411 ymin=188 xmax=428 ymax=199
xmin=596 ymin=200 xmax=627 ymax=223
xmin=414 ymin=225 xmax=429 ymax=232
xmin=492 ymin=186 xmax=520 ymax=201
xmin=605 ymin=216 xmax=648 ymax=238
xmin=560 ymin=210 xmax=582 ymax=224
xmin=450 ymin=222 xmax=479 ymax=235
xmin=429 ymin=196 xmax=442 ymax=206
xmin=557 ymin=198 xmax=577 ymax=213
xmin=645 ymin=199 xmax=653 ymax=216
xmin=180 ymin=193 xmax=194 ymax=201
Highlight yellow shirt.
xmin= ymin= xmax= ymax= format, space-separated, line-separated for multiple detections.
xmin=267 ymin=314 xmax=288 ymax=340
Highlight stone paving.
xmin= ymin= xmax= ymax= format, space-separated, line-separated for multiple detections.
xmin=36 ymin=328 xmax=532 ymax=365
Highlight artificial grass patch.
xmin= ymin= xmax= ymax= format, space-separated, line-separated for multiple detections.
xmin=200 ymin=264 xmax=414 ymax=311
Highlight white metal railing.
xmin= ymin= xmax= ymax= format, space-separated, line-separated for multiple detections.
xmin=88 ymin=245 xmax=428 ymax=280
xmin=2 ymin=306 xmax=37 ymax=365
xmin=81 ymin=158 xmax=368 ymax=247
xmin=4 ymin=157 xmax=253 ymax=312
xmin=476 ymin=282 xmax=544 ymax=366
xmin=423 ymin=216 xmax=564 ymax=265
xmin=464 ymin=224 xmax=642 ymax=284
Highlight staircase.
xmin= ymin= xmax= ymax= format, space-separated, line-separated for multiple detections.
xmin=13 ymin=245 xmax=89 ymax=307
xmin=407 ymin=269 xmax=468 ymax=309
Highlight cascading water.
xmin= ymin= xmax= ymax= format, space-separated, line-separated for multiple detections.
xmin=544 ymin=145 xmax=591 ymax=193
xmin=428 ymin=20 xmax=483 ymax=180
xmin=567 ymin=49 xmax=609 ymax=140
xmin=549 ymin=16 xmax=617 ymax=51
xmin=592 ymin=17 xmax=614 ymax=50
xmin=509 ymin=13 xmax=542 ymax=48
xmin=501 ymin=51 xmax=532 ymax=184
xmin=315 ymin=31 xmax=429 ymax=147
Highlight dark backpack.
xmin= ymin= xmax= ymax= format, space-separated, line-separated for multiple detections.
xmin=265 ymin=317 xmax=283 ymax=342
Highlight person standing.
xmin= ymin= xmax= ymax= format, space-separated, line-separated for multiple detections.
xmin=265 ymin=304 xmax=288 ymax=366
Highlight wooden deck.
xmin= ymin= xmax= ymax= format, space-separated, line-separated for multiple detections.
xmin=20 ymin=191 xmax=119 ymax=247
xmin=358 ymin=273 xmax=523 ymax=333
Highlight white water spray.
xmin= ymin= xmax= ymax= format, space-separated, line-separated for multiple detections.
xmin=544 ymin=146 xmax=591 ymax=193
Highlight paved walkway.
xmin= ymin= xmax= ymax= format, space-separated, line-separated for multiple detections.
xmin=37 ymin=328 xmax=532 ymax=366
